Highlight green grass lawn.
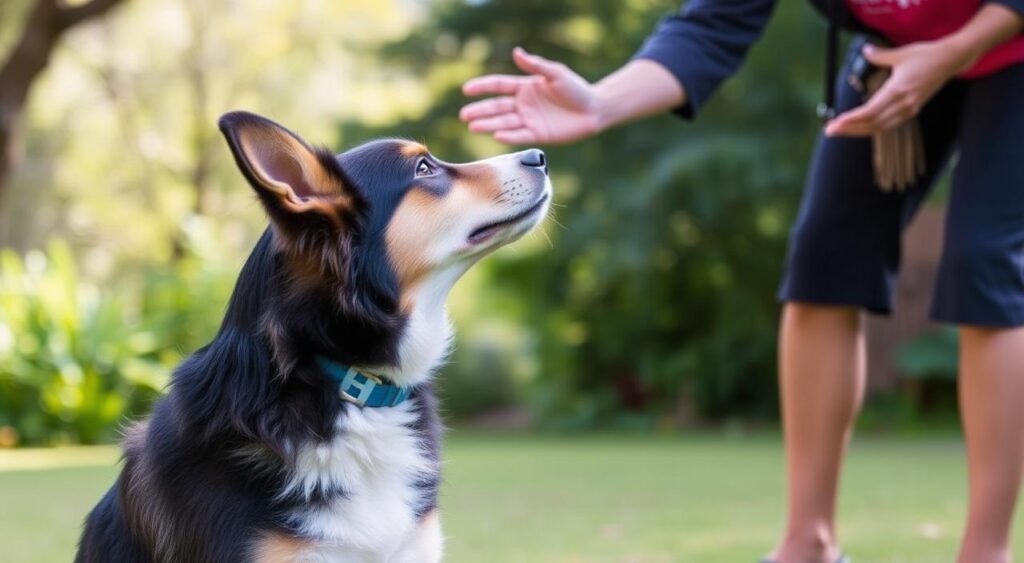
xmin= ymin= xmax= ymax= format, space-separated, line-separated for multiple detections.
xmin=1 ymin=432 xmax=1018 ymax=562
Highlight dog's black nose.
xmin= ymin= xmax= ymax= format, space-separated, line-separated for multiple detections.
xmin=520 ymin=148 xmax=546 ymax=169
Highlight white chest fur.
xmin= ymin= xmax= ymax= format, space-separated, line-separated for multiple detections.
xmin=275 ymin=269 xmax=459 ymax=562
xmin=283 ymin=400 xmax=439 ymax=562
xmin=375 ymin=267 xmax=460 ymax=389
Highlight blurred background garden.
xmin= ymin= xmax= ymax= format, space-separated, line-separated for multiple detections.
xmin=0 ymin=0 xmax=980 ymax=561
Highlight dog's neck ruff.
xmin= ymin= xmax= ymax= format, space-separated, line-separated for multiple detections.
xmin=315 ymin=356 xmax=412 ymax=408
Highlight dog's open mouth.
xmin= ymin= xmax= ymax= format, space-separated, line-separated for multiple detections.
xmin=468 ymin=192 xmax=549 ymax=245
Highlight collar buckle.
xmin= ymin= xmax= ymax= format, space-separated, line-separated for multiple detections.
xmin=317 ymin=356 xmax=410 ymax=408
xmin=338 ymin=368 xmax=381 ymax=407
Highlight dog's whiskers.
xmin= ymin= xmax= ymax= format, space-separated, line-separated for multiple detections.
xmin=538 ymin=226 xmax=554 ymax=249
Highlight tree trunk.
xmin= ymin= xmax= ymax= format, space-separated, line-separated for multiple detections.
xmin=0 ymin=0 xmax=126 ymax=201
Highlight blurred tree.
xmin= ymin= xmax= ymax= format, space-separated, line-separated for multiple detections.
xmin=0 ymin=0 xmax=126 ymax=200
xmin=342 ymin=0 xmax=826 ymax=426
xmin=0 ymin=0 xmax=414 ymax=254
xmin=0 ymin=0 xmax=422 ymax=445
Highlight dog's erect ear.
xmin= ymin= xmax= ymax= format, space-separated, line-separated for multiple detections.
xmin=218 ymin=111 xmax=359 ymax=225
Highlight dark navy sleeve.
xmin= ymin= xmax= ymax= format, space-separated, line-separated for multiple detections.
xmin=632 ymin=0 xmax=778 ymax=119
xmin=985 ymin=0 xmax=1024 ymax=18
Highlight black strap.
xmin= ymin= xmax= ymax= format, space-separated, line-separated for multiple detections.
xmin=819 ymin=0 xmax=839 ymax=120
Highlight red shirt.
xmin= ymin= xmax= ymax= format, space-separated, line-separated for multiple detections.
xmin=846 ymin=0 xmax=1024 ymax=78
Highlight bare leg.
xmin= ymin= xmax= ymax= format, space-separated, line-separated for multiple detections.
xmin=957 ymin=326 xmax=1024 ymax=563
xmin=770 ymin=302 xmax=865 ymax=563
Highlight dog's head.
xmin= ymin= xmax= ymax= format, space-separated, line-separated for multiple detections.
xmin=217 ymin=111 xmax=550 ymax=381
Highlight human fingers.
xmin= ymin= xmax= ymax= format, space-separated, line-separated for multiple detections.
xmin=467 ymin=113 xmax=524 ymax=133
xmin=861 ymin=43 xmax=907 ymax=68
xmin=462 ymin=75 xmax=532 ymax=96
xmin=824 ymin=80 xmax=903 ymax=136
xmin=512 ymin=46 xmax=572 ymax=81
xmin=459 ymin=96 xmax=516 ymax=122
xmin=828 ymin=104 xmax=906 ymax=136
xmin=827 ymin=80 xmax=919 ymax=136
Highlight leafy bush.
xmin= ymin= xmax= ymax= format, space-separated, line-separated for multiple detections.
xmin=0 ymin=222 xmax=235 ymax=446
xmin=896 ymin=329 xmax=958 ymax=382
xmin=892 ymin=329 xmax=959 ymax=418
xmin=438 ymin=328 xmax=522 ymax=419
xmin=0 ymin=241 xmax=159 ymax=444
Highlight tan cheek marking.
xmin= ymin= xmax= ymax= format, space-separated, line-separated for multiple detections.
xmin=454 ymin=162 xmax=503 ymax=202
xmin=400 ymin=141 xmax=429 ymax=157
xmin=386 ymin=189 xmax=457 ymax=310
xmin=252 ymin=532 xmax=313 ymax=563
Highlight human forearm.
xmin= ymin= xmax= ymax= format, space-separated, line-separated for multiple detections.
xmin=943 ymin=3 xmax=1024 ymax=71
xmin=590 ymin=60 xmax=687 ymax=132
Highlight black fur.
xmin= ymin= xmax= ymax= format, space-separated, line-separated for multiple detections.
xmin=77 ymin=112 xmax=445 ymax=563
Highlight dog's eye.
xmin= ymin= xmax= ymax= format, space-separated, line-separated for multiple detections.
xmin=415 ymin=159 xmax=434 ymax=177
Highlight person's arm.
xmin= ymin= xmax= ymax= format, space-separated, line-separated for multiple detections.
xmin=590 ymin=60 xmax=688 ymax=133
xmin=983 ymin=0 xmax=1024 ymax=30
xmin=459 ymin=49 xmax=683 ymax=145
xmin=460 ymin=0 xmax=776 ymax=145
xmin=631 ymin=0 xmax=777 ymax=119
xmin=826 ymin=3 xmax=1024 ymax=136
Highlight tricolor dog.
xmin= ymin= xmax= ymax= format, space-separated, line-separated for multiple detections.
xmin=75 ymin=111 xmax=551 ymax=563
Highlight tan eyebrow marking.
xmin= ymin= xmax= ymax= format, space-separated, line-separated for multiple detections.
xmin=400 ymin=142 xmax=429 ymax=158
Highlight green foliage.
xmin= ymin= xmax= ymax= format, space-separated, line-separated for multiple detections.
xmin=346 ymin=0 xmax=826 ymax=426
xmin=438 ymin=333 xmax=520 ymax=419
xmin=0 ymin=0 xmax=34 ymax=55
xmin=886 ymin=329 xmax=959 ymax=421
xmin=0 ymin=224 xmax=236 ymax=446
xmin=896 ymin=329 xmax=958 ymax=381
xmin=0 ymin=241 xmax=156 ymax=444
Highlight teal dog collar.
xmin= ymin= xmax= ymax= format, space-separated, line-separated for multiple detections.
xmin=315 ymin=356 xmax=411 ymax=408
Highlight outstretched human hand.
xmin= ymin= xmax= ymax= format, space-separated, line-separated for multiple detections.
xmin=460 ymin=47 xmax=601 ymax=145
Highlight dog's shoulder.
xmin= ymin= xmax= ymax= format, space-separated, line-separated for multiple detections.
xmin=118 ymin=415 xmax=171 ymax=559
xmin=110 ymin=399 xmax=274 ymax=562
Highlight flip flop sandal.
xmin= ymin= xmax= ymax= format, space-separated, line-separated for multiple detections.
xmin=758 ymin=555 xmax=850 ymax=563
